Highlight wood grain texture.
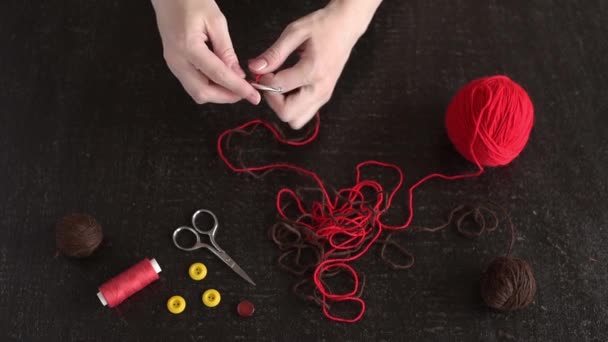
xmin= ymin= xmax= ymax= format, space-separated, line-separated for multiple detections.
xmin=1 ymin=0 xmax=607 ymax=341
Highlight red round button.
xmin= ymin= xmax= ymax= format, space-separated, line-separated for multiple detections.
xmin=237 ymin=300 xmax=255 ymax=317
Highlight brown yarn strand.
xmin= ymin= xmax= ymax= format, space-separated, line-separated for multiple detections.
xmin=376 ymin=202 xmax=511 ymax=270
xmin=375 ymin=201 xmax=535 ymax=311
xmin=377 ymin=233 xmax=415 ymax=270
xmin=410 ymin=202 xmax=515 ymax=256
xmin=269 ymin=190 xmax=535 ymax=312
xmin=268 ymin=190 xmax=373 ymax=307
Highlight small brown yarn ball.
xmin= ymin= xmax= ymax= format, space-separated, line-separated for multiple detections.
xmin=480 ymin=256 xmax=536 ymax=310
xmin=56 ymin=213 xmax=103 ymax=258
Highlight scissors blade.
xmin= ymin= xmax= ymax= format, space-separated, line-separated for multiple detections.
xmin=229 ymin=260 xmax=256 ymax=287
xmin=250 ymin=82 xmax=283 ymax=93
xmin=211 ymin=248 xmax=256 ymax=286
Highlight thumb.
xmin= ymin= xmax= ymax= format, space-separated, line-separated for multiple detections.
xmin=207 ymin=16 xmax=246 ymax=78
xmin=249 ymin=22 xmax=308 ymax=73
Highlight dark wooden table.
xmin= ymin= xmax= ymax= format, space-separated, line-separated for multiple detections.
xmin=2 ymin=1 xmax=607 ymax=341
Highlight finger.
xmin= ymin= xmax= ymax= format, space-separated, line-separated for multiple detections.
xmin=248 ymin=21 xmax=309 ymax=73
xmin=186 ymin=39 xmax=260 ymax=104
xmin=264 ymin=86 xmax=317 ymax=125
xmin=173 ymin=62 xmax=241 ymax=104
xmin=288 ymin=104 xmax=320 ymax=130
xmin=263 ymin=92 xmax=287 ymax=121
xmin=206 ymin=16 xmax=246 ymax=78
xmin=261 ymin=59 xmax=315 ymax=93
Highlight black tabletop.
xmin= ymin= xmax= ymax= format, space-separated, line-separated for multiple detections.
xmin=1 ymin=1 xmax=607 ymax=341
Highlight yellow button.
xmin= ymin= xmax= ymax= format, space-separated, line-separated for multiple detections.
xmin=188 ymin=262 xmax=207 ymax=281
xmin=167 ymin=295 xmax=186 ymax=314
xmin=202 ymin=289 xmax=221 ymax=308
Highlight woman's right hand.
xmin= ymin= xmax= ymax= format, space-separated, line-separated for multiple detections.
xmin=151 ymin=0 xmax=261 ymax=105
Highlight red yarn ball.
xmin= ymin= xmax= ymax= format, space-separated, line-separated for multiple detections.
xmin=445 ymin=75 xmax=534 ymax=167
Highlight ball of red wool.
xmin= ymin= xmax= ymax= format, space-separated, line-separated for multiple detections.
xmin=445 ymin=75 xmax=534 ymax=167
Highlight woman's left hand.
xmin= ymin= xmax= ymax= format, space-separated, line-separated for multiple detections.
xmin=249 ymin=0 xmax=382 ymax=129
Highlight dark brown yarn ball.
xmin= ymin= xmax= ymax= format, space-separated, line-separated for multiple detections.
xmin=480 ymin=256 xmax=536 ymax=311
xmin=56 ymin=213 xmax=103 ymax=258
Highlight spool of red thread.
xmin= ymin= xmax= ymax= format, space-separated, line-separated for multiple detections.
xmin=97 ymin=258 xmax=162 ymax=308
xmin=445 ymin=75 xmax=534 ymax=167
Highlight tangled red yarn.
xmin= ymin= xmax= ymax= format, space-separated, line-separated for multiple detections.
xmin=217 ymin=75 xmax=534 ymax=322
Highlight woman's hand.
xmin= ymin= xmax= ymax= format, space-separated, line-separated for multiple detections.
xmin=151 ymin=0 xmax=261 ymax=105
xmin=249 ymin=0 xmax=382 ymax=129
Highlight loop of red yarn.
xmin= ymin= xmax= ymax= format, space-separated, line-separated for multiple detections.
xmin=445 ymin=75 xmax=534 ymax=167
xmin=217 ymin=75 xmax=533 ymax=322
xmin=98 ymin=258 xmax=159 ymax=308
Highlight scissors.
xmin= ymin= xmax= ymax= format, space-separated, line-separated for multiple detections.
xmin=172 ymin=209 xmax=255 ymax=286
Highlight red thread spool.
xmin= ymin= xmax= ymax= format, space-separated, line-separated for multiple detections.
xmin=445 ymin=75 xmax=534 ymax=167
xmin=97 ymin=258 xmax=161 ymax=308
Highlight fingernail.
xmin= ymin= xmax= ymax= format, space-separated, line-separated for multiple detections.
xmin=231 ymin=63 xmax=246 ymax=78
xmin=248 ymin=92 xmax=261 ymax=105
xmin=249 ymin=58 xmax=268 ymax=71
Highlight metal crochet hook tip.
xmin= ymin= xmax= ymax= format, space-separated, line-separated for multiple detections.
xmin=250 ymin=82 xmax=283 ymax=93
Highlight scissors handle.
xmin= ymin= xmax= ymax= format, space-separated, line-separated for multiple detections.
xmin=172 ymin=226 xmax=212 ymax=252
xmin=191 ymin=209 xmax=224 ymax=251
xmin=192 ymin=209 xmax=218 ymax=232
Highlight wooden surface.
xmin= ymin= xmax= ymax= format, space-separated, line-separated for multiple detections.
xmin=1 ymin=0 xmax=607 ymax=341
